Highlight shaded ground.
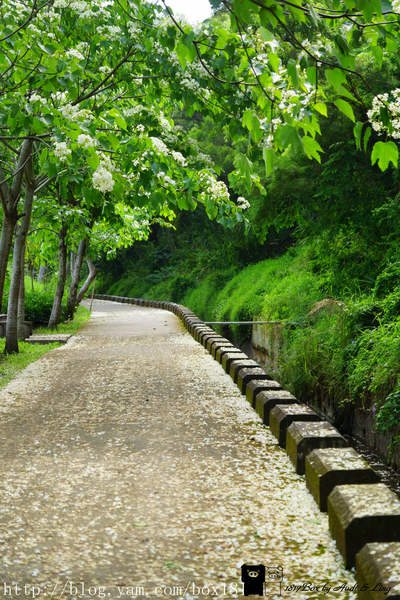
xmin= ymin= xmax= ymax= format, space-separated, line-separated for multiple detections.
xmin=0 ymin=300 xmax=357 ymax=599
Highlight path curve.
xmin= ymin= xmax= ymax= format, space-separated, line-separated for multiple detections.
xmin=0 ymin=300 xmax=357 ymax=599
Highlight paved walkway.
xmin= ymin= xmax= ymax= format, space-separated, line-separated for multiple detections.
xmin=0 ymin=301 xmax=357 ymax=599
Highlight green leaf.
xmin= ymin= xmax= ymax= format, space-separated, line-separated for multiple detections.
xmin=371 ymin=141 xmax=398 ymax=171
xmin=259 ymin=27 xmax=274 ymax=42
xmin=302 ymin=135 xmax=323 ymax=163
xmin=242 ymin=110 xmax=262 ymax=143
xmin=313 ymin=102 xmax=327 ymax=117
xmin=363 ymin=126 xmax=372 ymax=153
xmin=176 ymin=42 xmax=189 ymax=69
xmin=268 ymin=53 xmax=280 ymax=72
xmin=326 ymin=68 xmax=357 ymax=102
xmin=263 ymin=147 xmax=274 ymax=176
xmin=335 ymin=99 xmax=355 ymax=122
xmin=353 ymin=121 xmax=364 ymax=150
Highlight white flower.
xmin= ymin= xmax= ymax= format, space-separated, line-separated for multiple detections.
xmin=53 ymin=0 xmax=68 ymax=7
xmin=135 ymin=124 xmax=145 ymax=134
xmin=52 ymin=91 xmax=68 ymax=105
xmin=66 ymin=48 xmax=84 ymax=61
xmin=60 ymin=103 xmax=93 ymax=122
xmin=53 ymin=141 xmax=71 ymax=161
xmin=368 ymin=88 xmax=400 ymax=140
xmin=77 ymin=134 xmax=96 ymax=148
xmin=392 ymin=0 xmax=400 ymax=14
xmin=99 ymin=65 xmax=112 ymax=74
xmin=127 ymin=21 xmax=138 ymax=37
xmin=92 ymin=165 xmax=114 ymax=193
xmin=237 ymin=196 xmax=250 ymax=210
xmin=171 ymin=151 xmax=187 ymax=166
xmin=29 ymin=93 xmax=45 ymax=104
xmin=199 ymin=170 xmax=230 ymax=204
xmin=150 ymin=137 xmax=169 ymax=154
xmin=160 ymin=117 xmax=171 ymax=131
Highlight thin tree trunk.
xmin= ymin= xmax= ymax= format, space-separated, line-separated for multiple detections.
xmin=5 ymin=159 xmax=34 ymax=354
xmin=70 ymin=251 xmax=76 ymax=278
xmin=48 ymin=225 xmax=68 ymax=329
xmin=17 ymin=254 xmax=25 ymax=339
xmin=38 ymin=263 xmax=47 ymax=283
xmin=76 ymin=258 xmax=97 ymax=305
xmin=66 ymin=238 xmax=87 ymax=319
xmin=0 ymin=139 xmax=33 ymax=312
xmin=0 ymin=214 xmax=17 ymax=311
xmin=29 ymin=262 xmax=34 ymax=291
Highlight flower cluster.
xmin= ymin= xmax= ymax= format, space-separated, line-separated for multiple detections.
xmin=171 ymin=151 xmax=187 ymax=167
xmin=66 ymin=48 xmax=85 ymax=61
xmin=60 ymin=103 xmax=94 ymax=122
xmin=53 ymin=141 xmax=71 ymax=161
xmin=29 ymin=93 xmax=46 ymax=104
xmin=367 ymin=89 xmax=400 ymax=139
xmin=160 ymin=116 xmax=171 ymax=132
xmin=237 ymin=196 xmax=250 ymax=210
xmin=150 ymin=137 xmax=169 ymax=154
xmin=199 ymin=171 xmax=230 ymax=204
xmin=52 ymin=91 xmax=68 ymax=105
xmin=98 ymin=24 xmax=121 ymax=38
xmin=92 ymin=164 xmax=114 ymax=193
xmin=77 ymin=134 xmax=96 ymax=148
xmin=393 ymin=0 xmax=400 ymax=14
xmin=134 ymin=124 xmax=145 ymax=134
xmin=127 ymin=21 xmax=138 ymax=38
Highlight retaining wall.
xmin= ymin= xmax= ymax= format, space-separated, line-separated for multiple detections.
xmin=92 ymin=294 xmax=400 ymax=598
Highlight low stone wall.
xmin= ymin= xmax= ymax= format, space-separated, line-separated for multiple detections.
xmin=251 ymin=322 xmax=400 ymax=470
xmin=92 ymin=294 xmax=400 ymax=597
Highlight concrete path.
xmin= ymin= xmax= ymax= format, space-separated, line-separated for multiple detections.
xmin=0 ymin=301 xmax=357 ymax=599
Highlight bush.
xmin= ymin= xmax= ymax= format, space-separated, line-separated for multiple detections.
xmin=3 ymin=286 xmax=66 ymax=324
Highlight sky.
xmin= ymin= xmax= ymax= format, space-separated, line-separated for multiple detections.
xmin=163 ymin=0 xmax=212 ymax=24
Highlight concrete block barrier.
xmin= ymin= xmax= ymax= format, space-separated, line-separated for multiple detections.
xmin=287 ymin=422 xmax=349 ymax=475
xmin=199 ymin=331 xmax=218 ymax=344
xmin=246 ymin=379 xmax=282 ymax=407
xmin=270 ymin=404 xmax=320 ymax=448
xmin=221 ymin=351 xmax=249 ymax=371
xmin=328 ymin=484 xmax=400 ymax=568
xmin=356 ymin=542 xmax=400 ymax=599
xmin=229 ymin=359 xmax=260 ymax=383
xmin=214 ymin=346 xmax=241 ymax=361
xmin=208 ymin=338 xmax=231 ymax=354
xmin=236 ymin=367 xmax=269 ymax=394
xmin=255 ymin=390 xmax=297 ymax=425
xmin=305 ymin=447 xmax=380 ymax=511
xmin=203 ymin=336 xmax=225 ymax=350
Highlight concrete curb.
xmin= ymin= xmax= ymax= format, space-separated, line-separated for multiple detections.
xmin=91 ymin=294 xmax=400 ymax=594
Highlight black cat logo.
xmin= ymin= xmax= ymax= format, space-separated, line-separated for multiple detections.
xmin=241 ymin=564 xmax=265 ymax=596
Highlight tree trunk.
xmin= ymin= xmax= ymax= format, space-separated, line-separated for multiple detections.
xmin=38 ymin=263 xmax=47 ymax=283
xmin=76 ymin=258 xmax=97 ymax=305
xmin=17 ymin=254 xmax=25 ymax=339
xmin=0 ymin=139 xmax=33 ymax=312
xmin=48 ymin=225 xmax=68 ymax=329
xmin=0 ymin=214 xmax=17 ymax=311
xmin=66 ymin=238 xmax=86 ymax=319
xmin=5 ymin=160 xmax=34 ymax=354
xmin=70 ymin=251 xmax=76 ymax=278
